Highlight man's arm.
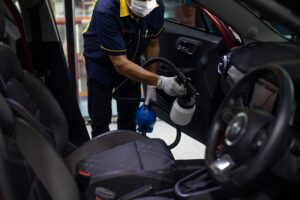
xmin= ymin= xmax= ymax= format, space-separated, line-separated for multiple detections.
xmin=109 ymin=55 xmax=159 ymax=86
xmin=109 ymin=54 xmax=186 ymax=96
xmin=145 ymin=38 xmax=160 ymax=73
xmin=109 ymin=38 xmax=160 ymax=86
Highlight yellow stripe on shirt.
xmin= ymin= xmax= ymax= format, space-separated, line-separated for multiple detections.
xmin=100 ymin=45 xmax=127 ymax=53
xmin=83 ymin=0 xmax=98 ymax=33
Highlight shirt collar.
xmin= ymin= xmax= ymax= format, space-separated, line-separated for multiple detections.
xmin=120 ymin=0 xmax=159 ymax=18
xmin=120 ymin=0 xmax=131 ymax=17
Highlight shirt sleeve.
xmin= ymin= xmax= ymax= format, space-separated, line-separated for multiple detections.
xmin=95 ymin=11 xmax=127 ymax=55
xmin=147 ymin=1 xmax=165 ymax=39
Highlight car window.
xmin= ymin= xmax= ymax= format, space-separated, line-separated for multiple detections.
xmin=51 ymin=0 xmax=91 ymax=117
xmin=164 ymin=0 xmax=220 ymax=35
xmin=238 ymin=1 xmax=299 ymax=41
xmin=51 ymin=0 xmax=67 ymax=57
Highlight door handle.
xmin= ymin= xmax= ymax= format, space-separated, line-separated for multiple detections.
xmin=176 ymin=39 xmax=198 ymax=55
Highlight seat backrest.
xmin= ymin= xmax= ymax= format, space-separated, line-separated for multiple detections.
xmin=0 ymin=42 xmax=70 ymax=152
xmin=0 ymin=93 xmax=80 ymax=200
xmin=0 ymin=1 xmax=71 ymax=153
xmin=0 ymin=4 xmax=79 ymax=200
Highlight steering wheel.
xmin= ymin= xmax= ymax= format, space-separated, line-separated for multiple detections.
xmin=205 ymin=65 xmax=295 ymax=188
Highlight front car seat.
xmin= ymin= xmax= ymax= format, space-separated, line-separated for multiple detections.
xmin=0 ymin=7 xmax=176 ymax=198
xmin=0 ymin=43 xmax=176 ymax=198
xmin=0 ymin=94 xmax=80 ymax=200
xmin=0 ymin=93 xmax=174 ymax=200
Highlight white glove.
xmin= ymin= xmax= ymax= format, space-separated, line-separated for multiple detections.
xmin=145 ymin=85 xmax=157 ymax=106
xmin=157 ymin=76 xmax=187 ymax=96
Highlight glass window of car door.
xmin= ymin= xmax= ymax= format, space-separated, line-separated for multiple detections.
xmin=51 ymin=0 xmax=93 ymax=118
xmin=164 ymin=0 xmax=221 ymax=35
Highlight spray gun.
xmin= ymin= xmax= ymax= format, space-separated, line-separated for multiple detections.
xmin=170 ymin=77 xmax=197 ymax=126
xmin=136 ymin=57 xmax=199 ymax=139
xmin=113 ymin=57 xmax=198 ymax=147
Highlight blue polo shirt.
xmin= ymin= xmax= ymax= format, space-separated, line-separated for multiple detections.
xmin=83 ymin=0 xmax=165 ymax=87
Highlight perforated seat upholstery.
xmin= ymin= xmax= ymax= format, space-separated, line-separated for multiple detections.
xmin=77 ymin=138 xmax=174 ymax=177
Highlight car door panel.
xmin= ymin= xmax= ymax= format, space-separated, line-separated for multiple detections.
xmin=156 ymin=19 xmax=226 ymax=143
xmin=160 ymin=21 xmax=222 ymax=70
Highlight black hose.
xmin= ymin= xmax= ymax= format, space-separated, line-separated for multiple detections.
xmin=112 ymin=57 xmax=197 ymax=149
xmin=169 ymin=125 xmax=182 ymax=149
xmin=142 ymin=57 xmax=199 ymax=97
xmin=112 ymin=79 xmax=144 ymax=102
xmin=151 ymin=102 xmax=182 ymax=149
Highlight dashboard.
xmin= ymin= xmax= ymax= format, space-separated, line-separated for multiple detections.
xmin=250 ymin=80 xmax=278 ymax=112
xmin=217 ymin=43 xmax=300 ymax=114
xmin=217 ymin=42 xmax=300 ymax=134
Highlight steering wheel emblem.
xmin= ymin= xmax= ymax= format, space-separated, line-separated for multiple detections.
xmin=225 ymin=112 xmax=248 ymax=146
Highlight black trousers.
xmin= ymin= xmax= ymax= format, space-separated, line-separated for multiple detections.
xmin=87 ymin=78 xmax=141 ymax=138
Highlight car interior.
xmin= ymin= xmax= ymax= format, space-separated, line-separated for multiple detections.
xmin=1 ymin=0 xmax=300 ymax=200
xmin=0 ymin=1 xmax=177 ymax=199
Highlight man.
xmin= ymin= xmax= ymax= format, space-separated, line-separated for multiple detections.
xmin=83 ymin=0 xmax=186 ymax=138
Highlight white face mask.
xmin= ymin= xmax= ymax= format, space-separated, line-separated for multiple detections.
xmin=128 ymin=0 xmax=157 ymax=18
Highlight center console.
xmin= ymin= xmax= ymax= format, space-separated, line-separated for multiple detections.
xmin=175 ymin=166 xmax=230 ymax=200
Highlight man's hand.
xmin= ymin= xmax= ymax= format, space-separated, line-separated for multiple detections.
xmin=145 ymin=85 xmax=157 ymax=105
xmin=157 ymin=76 xmax=187 ymax=96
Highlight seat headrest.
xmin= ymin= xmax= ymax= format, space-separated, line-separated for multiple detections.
xmin=0 ymin=94 xmax=15 ymax=137
xmin=0 ymin=1 xmax=5 ymax=41
xmin=0 ymin=43 xmax=24 ymax=84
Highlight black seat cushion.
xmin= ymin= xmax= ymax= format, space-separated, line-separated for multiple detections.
xmin=65 ymin=132 xmax=176 ymax=198
xmin=79 ymin=138 xmax=176 ymax=198
xmin=78 ymin=139 xmax=175 ymax=179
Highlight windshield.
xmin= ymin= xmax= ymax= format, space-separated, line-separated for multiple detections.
xmin=238 ymin=1 xmax=299 ymax=41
